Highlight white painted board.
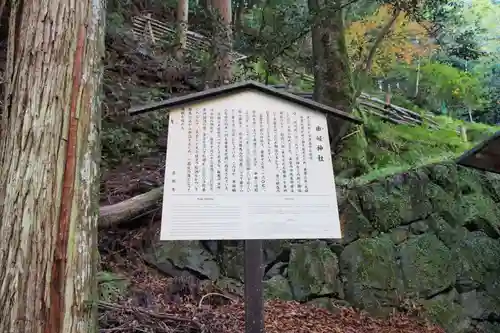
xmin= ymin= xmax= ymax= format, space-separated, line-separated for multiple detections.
xmin=161 ymin=90 xmax=341 ymax=240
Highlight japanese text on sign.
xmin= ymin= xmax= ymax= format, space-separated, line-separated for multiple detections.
xmin=161 ymin=91 xmax=341 ymax=240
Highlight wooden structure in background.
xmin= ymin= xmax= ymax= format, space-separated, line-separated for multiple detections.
xmin=271 ymin=85 xmax=440 ymax=129
xmin=132 ymin=14 xmax=248 ymax=62
xmin=457 ymin=131 xmax=500 ymax=174
xmin=131 ymin=15 xmax=442 ymax=130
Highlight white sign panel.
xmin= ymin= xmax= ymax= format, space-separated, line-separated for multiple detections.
xmin=161 ymin=90 xmax=341 ymax=240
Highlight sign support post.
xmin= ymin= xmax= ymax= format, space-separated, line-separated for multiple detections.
xmin=244 ymin=240 xmax=265 ymax=333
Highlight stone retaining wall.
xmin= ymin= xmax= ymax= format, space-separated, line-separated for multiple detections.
xmin=145 ymin=162 xmax=500 ymax=333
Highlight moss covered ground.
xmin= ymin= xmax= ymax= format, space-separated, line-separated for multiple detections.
xmin=335 ymin=110 xmax=500 ymax=185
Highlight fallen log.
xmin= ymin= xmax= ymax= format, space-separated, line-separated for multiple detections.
xmin=99 ymin=187 xmax=163 ymax=228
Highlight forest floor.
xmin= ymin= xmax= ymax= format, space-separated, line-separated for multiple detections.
xmin=99 ymin=158 xmax=447 ymax=333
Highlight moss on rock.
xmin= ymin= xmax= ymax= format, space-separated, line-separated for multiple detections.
xmin=264 ymin=275 xmax=293 ymax=300
xmin=341 ymin=194 xmax=375 ymax=243
xmin=458 ymin=194 xmax=500 ymax=237
xmin=144 ymin=241 xmax=220 ymax=280
xmin=454 ymin=233 xmax=500 ymax=291
xmin=357 ymin=172 xmax=433 ymax=231
xmin=425 ymin=214 xmax=469 ymax=248
xmin=423 ymin=290 xmax=470 ymax=333
xmin=220 ymin=243 xmax=245 ymax=281
xmin=340 ymin=235 xmax=402 ymax=312
xmin=399 ymin=234 xmax=455 ymax=298
xmin=287 ymin=241 xmax=342 ymax=301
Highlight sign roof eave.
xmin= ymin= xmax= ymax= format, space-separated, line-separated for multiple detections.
xmin=456 ymin=130 xmax=500 ymax=174
xmin=128 ymin=80 xmax=362 ymax=124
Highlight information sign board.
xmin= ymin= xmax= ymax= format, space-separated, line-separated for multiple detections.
xmin=161 ymin=90 xmax=341 ymax=240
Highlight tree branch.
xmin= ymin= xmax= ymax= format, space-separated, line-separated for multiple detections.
xmin=359 ymin=7 xmax=402 ymax=75
xmin=251 ymin=0 xmax=363 ymax=69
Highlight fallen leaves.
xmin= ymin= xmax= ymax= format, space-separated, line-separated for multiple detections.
xmin=99 ymin=297 xmax=446 ymax=333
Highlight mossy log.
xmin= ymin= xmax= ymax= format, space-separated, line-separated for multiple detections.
xmin=99 ymin=187 xmax=163 ymax=228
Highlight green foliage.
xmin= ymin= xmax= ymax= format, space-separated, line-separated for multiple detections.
xmin=417 ymin=62 xmax=486 ymax=112
xmin=335 ymin=113 xmax=500 ymax=185
xmin=101 ymin=114 xmax=168 ymax=170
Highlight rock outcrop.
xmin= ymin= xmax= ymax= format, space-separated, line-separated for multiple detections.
xmin=144 ymin=162 xmax=500 ymax=333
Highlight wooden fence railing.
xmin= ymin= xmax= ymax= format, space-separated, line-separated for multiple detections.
xmin=132 ymin=14 xmax=248 ymax=62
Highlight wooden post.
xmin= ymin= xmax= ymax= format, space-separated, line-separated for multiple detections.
xmin=244 ymin=240 xmax=265 ymax=333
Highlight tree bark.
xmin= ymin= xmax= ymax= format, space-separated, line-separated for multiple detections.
xmin=233 ymin=0 xmax=245 ymax=34
xmin=206 ymin=0 xmax=233 ymax=87
xmin=308 ymin=0 xmax=355 ymax=151
xmin=176 ymin=0 xmax=189 ymax=59
xmin=0 ymin=1 xmax=105 ymax=332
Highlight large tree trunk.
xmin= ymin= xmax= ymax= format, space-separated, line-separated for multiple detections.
xmin=176 ymin=0 xmax=189 ymax=59
xmin=206 ymin=0 xmax=233 ymax=87
xmin=308 ymin=0 xmax=355 ymax=151
xmin=0 ymin=1 xmax=105 ymax=332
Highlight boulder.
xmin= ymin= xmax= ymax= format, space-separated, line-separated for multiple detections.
xmin=423 ymin=289 xmax=470 ymax=333
xmin=339 ymin=194 xmax=374 ymax=243
xmin=409 ymin=221 xmax=429 ymax=234
xmin=459 ymin=290 xmax=499 ymax=320
xmin=399 ymin=234 xmax=455 ymax=298
xmin=264 ymin=275 xmax=293 ymax=300
xmin=144 ymin=240 xmax=220 ymax=280
xmin=356 ymin=171 xmax=433 ymax=231
xmin=389 ymin=226 xmax=409 ymax=245
xmin=220 ymin=243 xmax=245 ymax=281
xmin=287 ymin=241 xmax=342 ymax=301
xmin=454 ymin=232 xmax=500 ymax=292
xmin=306 ymin=297 xmax=350 ymax=313
xmin=340 ymin=235 xmax=402 ymax=313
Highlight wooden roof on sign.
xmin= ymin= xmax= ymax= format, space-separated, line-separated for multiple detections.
xmin=128 ymin=81 xmax=363 ymax=124
xmin=456 ymin=131 xmax=500 ymax=174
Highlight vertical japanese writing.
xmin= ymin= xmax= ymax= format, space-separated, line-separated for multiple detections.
xmin=252 ymin=110 xmax=259 ymax=192
xmin=286 ymin=112 xmax=294 ymax=192
xmin=279 ymin=111 xmax=287 ymax=192
xmin=177 ymin=105 xmax=329 ymax=196
xmin=272 ymin=112 xmax=280 ymax=192
xmin=238 ymin=109 xmax=244 ymax=192
xmin=302 ymin=115 xmax=309 ymax=192
xmin=306 ymin=116 xmax=313 ymax=161
xmin=180 ymin=108 xmax=185 ymax=131
xmin=224 ymin=109 xmax=230 ymax=191
xmin=293 ymin=113 xmax=301 ymax=192
xmin=231 ymin=110 xmax=237 ymax=192
xmin=194 ymin=108 xmax=200 ymax=191
xmin=259 ymin=112 xmax=266 ymax=192
xmin=208 ymin=108 xmax=215 ymax=192
xmin=201 ymin=109 xmax=207 ymax=192
xmin=245 ymin=110 xmax=251 ymax=192
xmin=186 ymin=108 xmax=193 ymax=192
xmin=266 ymin=110 xmax=272 ymax=165
xmin=316 ymin=125 xmax=325 ymax=162
xmin=216 ymin=109 xmax=222 ymax=191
